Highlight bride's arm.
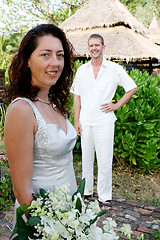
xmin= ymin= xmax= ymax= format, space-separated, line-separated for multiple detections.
xmin=4 ymin=100 xmax=37 ymax=206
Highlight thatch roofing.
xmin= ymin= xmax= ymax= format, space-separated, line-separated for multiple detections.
xmin=60 ymin=0 xmax=160 ymax=61
xmin=145 ymin=17 xmax=160 ymax=45
xmin=60 ymin=0 xmax=146 ymax=34
xmin=149 ymin=16 xmax=159 ymax=29
xmin=65 ymin=27 xmax=160 ymax=61
xmin=146 ymin=28 xmax=160 ymax=45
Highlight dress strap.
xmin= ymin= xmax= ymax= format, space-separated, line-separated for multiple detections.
xmin=7 ymin=97 xmax=49 ymax=156
xmin=7 ymin=97 xmax=45 ymax=126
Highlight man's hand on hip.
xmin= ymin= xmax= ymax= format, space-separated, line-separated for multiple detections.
xmin=100 ymin=102 xmax=119 ymax=113
xmin=74 ymin=121 xmax=82 ymax=136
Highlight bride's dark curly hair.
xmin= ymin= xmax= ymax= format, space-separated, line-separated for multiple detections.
xmin=8 ymin=24 xmax=75 ymax=117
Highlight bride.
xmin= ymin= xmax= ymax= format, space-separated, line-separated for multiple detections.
xmin=4 ymin=24 xmax=77 ymax=228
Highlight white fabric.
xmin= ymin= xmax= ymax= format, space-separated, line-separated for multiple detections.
xmin=81 ymin=123 xmax=114 ymax=201
xmin=9 ymin=97 xmax=77 ymax=229
xmin=71 ymin=58 xmax=137 ymax=126
xmin=71 ymin=59 xmax=137 ymax=201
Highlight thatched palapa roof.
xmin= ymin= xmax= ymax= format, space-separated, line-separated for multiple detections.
xmin=145 ymin=17 xmax=160 ymax=45
xmin=149 ymin=16 xmax=159 ymax=29
xmin=60 ymin=0 xmax=146 ymax=34
xmin=146 ymin=28 xmax=160 ymax=46
xmin=60 ymin=0 xmax=160 ymax=61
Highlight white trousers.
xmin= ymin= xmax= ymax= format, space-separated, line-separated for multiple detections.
xmin=81 ymin=122 xmax=114 ymax=202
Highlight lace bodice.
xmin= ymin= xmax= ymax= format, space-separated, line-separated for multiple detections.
xmin=8 ymin=97 xmax=77 ymax=193
xmin=10 ymin=97 xmax=77 ymax=229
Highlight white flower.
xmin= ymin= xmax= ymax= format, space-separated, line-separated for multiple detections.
xmin=28 ymin=198 xmax=43 ymax=210
xmin=87 ymin=224 xmax=103 ymax=240
xmin=76 ymin=232 xmax=88 ymax=240
xmin=102 ymin=231 xmax=119 ymax=240
xmin=88 ymin=200 xmax=101 ymax=213
xmin=79 ymin=212 xmax=91 ymax=225
xmin=50 ymin=234 xmax=59 ymax=240
xmin=120 ymin=224 xmax=132 ymax=238
xmin=76 ymin=226 xmax=84 ymax=237
xmin=55 ymin=183 xmax=71 ymax=195
xmin=103 ymin=218 xmax=117 ymax=231
xmin=73 ymin=192 xmax=83 ymax=205
xmin=25 ymin=182 xmax=134 ymax=240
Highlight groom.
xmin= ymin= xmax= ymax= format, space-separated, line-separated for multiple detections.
xmin=71 ymin=34 xmax=137 ymax=208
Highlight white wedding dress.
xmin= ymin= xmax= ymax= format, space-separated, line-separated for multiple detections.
xmin=9 ymin=97 xmax=77 ymax=228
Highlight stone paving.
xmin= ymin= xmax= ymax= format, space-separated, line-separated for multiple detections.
xmin=0 ymin=197 xmax=160 ymax=240
xmin=0 ymin=206 xmax=13 ymax=240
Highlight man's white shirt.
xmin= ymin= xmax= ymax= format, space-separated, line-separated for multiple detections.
xmin=71 ymin=58 xmax=137 ymax=126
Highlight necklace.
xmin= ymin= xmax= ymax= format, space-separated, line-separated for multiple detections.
xmin=37 ymin=96 xmax=51 ymax=105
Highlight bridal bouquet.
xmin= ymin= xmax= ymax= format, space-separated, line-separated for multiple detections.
xmin=10 ymin=179 xmax=143 ymax=240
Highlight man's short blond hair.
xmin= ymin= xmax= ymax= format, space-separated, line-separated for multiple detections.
xmin=88 ymin=34 xmax=104 ymax=45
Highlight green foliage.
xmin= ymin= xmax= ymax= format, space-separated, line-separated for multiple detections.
xmin=10 ymin=203 xmax=37 ymax=240
xmin=1 ymin=0 xmax=159 ymax=34
xmin=114 ymin=69 xmax=160 ymax=171
xmin=0 ymin=139 xmax=6 ymax=153
xmin=0 ymin=32 xmax=24 ymax=88
xmin=70 ymin=60 xmax=84 ymax=153
xmin=0 ymin=104 xmax=7 ymax=140
xmin=151 ymin=222 xmax=160 ymax=239
xmin=120 ymin=0 xmax=160 ymax=27
xmin=1 ymin=0 xmax=88 ymax=32
xmin=0 ymin=34 xmax=9 ymax=72
xmin=3 ymin=32 xmax=24 ymax=55
xmin=11 ymin=179 xmax=107 ymax=240
xmin=0 ymin=169 xmax=15 ymax=211
xmin=73 ymin=59 xmax=84 ymax=76
xmin=71 ymin=61 xmax=160 ymax=171
xmin=72 ymin=178 xmax=85 ymax=200
xmin=56 ymin=0 xmax=88 ymax=23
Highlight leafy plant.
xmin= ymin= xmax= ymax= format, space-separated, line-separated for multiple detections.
xmin=0 ymin=32 xmax=25 ymax=87
xmin=151 ymin=222 xmax=160 ymax=239
xmin=11 ymin=179 xmax=144 ymax=240
xmin=0 ymin=104 xmax=7 ymax=140
xmin=0 ymin=169 xmax=15 ymax=211
xmin=114 ymin=69 xmax=160 ymax=171
xmin=71 ymin=61 xmax=160 ymax=171
xmin=11 ymin=179 xmax=109 ymax=240
xmin=70 ymin=60 xmax=84 ymax=153
xmin=120 ymin=0 xmax=160 ymax=27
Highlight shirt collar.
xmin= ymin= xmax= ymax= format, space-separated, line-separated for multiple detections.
xmin=102 ymin=58 xmax=108 ymax=67
xmin=87 ymin=57 xmax=108 ymax=68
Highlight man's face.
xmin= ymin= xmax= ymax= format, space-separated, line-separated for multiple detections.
xmin=88 ymin=38 xmax=105 ymax=60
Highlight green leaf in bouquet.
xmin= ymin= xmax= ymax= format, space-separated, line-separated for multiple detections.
xmin=90 ymin=210 xmax=108 ymax=225
xmin=27 ymin=216 xmax=41 ymax=226
xmin=32 ymin=193 xmax=40 ymax=200
xmin=39 ymin=188 xmax=49 ymax=198
xmin=83 ymin=210 xmax=108 ymax=232
xmin=75 ymin=197 xmax=82 ymax=213
xmin=10 ymin=204 xmax=36 ymax=240
xmin=72 ymin=178 xmax=85 ymax=201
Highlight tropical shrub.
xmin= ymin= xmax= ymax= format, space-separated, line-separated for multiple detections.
xmin=0 ymin=104 xmax=7 ymax=139
xmin=70 ymin=60 xmax=84 ymax=153
xmin=0 ymin=32 xmax=24 ymax=87
xmin=0 ymin=162 xmax=15 ymax=210
xmin=114 ymin=69 xmax=160 ymax=171
xmin=71 ymin=61 xmax=160 ymax=171
xmin=151 ymin=222 xmax=160 ymax=239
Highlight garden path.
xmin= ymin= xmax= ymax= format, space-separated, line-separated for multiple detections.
xmin=0 ymin=195 xmax=160 ymax=240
